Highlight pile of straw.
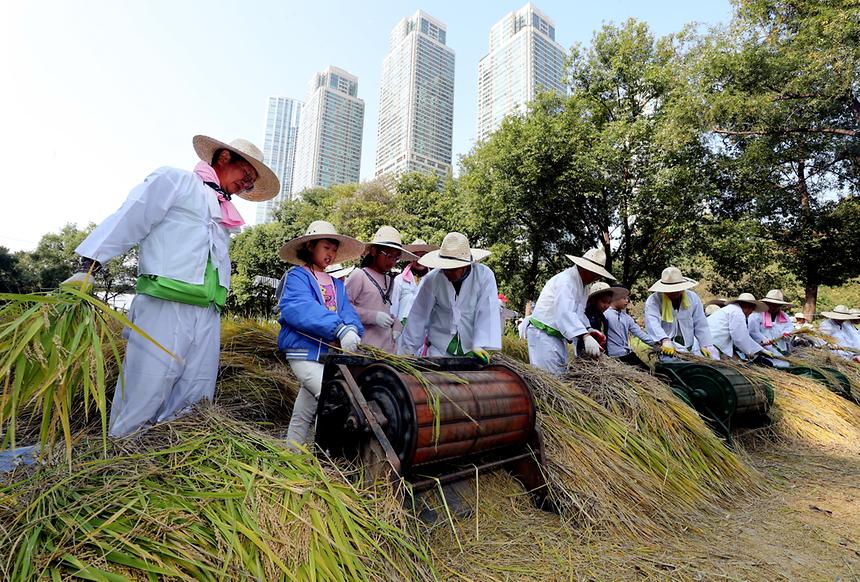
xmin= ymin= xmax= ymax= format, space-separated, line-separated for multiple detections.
xmin=0 ymin=406 xmax=435 ymax=581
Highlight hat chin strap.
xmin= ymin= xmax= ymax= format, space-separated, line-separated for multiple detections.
xmin=439 ymin=253 xmax=473 ymax=263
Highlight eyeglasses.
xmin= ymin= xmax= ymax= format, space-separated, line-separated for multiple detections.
xmin=378 ymin=248 xmax=401 ymax=261
xmin=237 ymin=162 xmax=258 ymax=192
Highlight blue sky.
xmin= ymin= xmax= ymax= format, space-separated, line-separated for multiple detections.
xmin=0 ymin=0 xmax=732 ymax=251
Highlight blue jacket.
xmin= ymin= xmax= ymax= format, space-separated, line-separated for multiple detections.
xmin=278 ymin=266 xmax=364 ymax=361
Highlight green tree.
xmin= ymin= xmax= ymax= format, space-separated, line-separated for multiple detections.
xmin=227 ymin=221 xmax=292 ymax=317
xmin=0 ymin=247 xmax=28 ymax=293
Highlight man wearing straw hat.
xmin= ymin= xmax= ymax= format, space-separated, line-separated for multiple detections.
xmin=526 ymin=248 xmax=615 ymax=375
xmin=391 ymin=238 xmax=438 ymax=326
xmin=345 ymin=226 xmax=418 ymax=354
xmin=747 ymin=289 xmax=796 ymax=354
xmin=707 ymin=293 xmax=777 ymax=363
xmin=398 ymin=232 xmax=501 ymax=362
xmin=644 ymin=267 xmax=718 ymax=360
xmin=64 ymin=135 xmax=279 ymax=437
xmin=819 ymin=305 xmax=860 ymax=361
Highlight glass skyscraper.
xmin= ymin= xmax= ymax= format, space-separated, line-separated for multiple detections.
xmin=477 ymin=4 xmax=565 ymax=143
xmin=256 ymin=97 xmax=302 ymax=225
xmin=292 ymin=66 xmax=365 ymax=196
xmin=374 ymin=10 xmax=455 ymax=179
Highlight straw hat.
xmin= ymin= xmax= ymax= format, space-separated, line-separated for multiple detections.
xmin=793 ymin=311 xmax=807 ymax=320
xmin=730 ymin=293 xmax=767 ymax=312
xmin=325 ymin=263 xmax=355 ymax=279
xmin=649 ymin=267 xmax=698 ymax=293
xmin=705 ymin=297 xmax=729 ymax=307
xmin=365 ymin=226 xmax=418 ymax=262
xmin=405 ymin=238 xmax=438 ymax=255
xmin=419 ymin=232 xmax=490 ymax=269
xmin=820 ymin=305 xmax=859 ymax=321
xmin=566 ymin=248 xmax=615 ymax=280
xmin=761 ymin=289 xmax=793 ymax=306
xmin=278 ymin=221 xmax=366 ymax=265
xmin=587 ymin=282 xmax=624 ymax=301
xmin=192 ymin=135 xmax=279 ymax=202
xmin=704 ymin=304 xmax=722 ymax=316
xmin=850 ymin=308 xmax=860 ymax=317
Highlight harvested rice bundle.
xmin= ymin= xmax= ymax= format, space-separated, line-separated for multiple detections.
xmin=0 ymin=406 xmax=436 ymax=582
xmin=494 ymin=355 xmax=757 ymax=538
xmin=787 ymin=346 xmax=860 ymax=401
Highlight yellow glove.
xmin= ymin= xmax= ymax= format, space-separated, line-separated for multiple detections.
xmin=660 ymin=340 xmax=676 ymax=357
xmin=470 ymin=348 xmax=491 ymax=364
xmin=700 ymin=346 xmax=712 ymax=359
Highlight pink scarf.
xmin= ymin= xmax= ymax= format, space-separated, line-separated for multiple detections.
xmin=763 ymin=311 xmax=789 ymax=328
xmin=193 ymin=161 xmax=245 ymax=229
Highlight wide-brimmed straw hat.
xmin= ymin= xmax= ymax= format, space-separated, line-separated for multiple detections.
xmin=405 ymin=238 xmax=438 ymax=255
xmin=587 ymin=282 xmax=624 ymax=301
xmin=278 ymin=221 xmax=366 ymax=265
xmin=821 ymin=305 xmax=860 ymax=321
xmin=566 ymin=248 xmax=615 ymax=280
xmin=419 ymin=232 xmax=490 ymax=269
xmin=649 ymin=267 xmax=698 ymax=293
xmin=365 ymin=226 xmax=418 ymax=262
xmin=193 ymin=135 xmax=280 ymax=202
xmin=325 ymin=263 xmax=355 ymax=279
xmin=793 ymin=311 xmax=807 ymax=320
xmin=705 ymin=297 xmax=729 ymax=307
xmin=730 ymin=293 xmax=767 ymax=312
xmin=761 ymin=289 xmax=793 ymax=306
xmin=704 ymin=304 xmax=722 ymax=316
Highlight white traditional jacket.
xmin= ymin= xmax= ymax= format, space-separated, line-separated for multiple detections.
xmin=819 ymin=319 xmax=859 ymax=357
xmin=76 ymin=167 xmax=232 ymax=289
xmin=399 ymin=263 xmax=501 ymax=356
xmin=528 ymin=267 xmax=590 ymax=342
xmin=707 ymin=303 xmax=765 ymax=358
xmin=644 ymin=290 xmax=713 ymax=353
xmin=748 ymin=311 xmax=795 ymax=352
xmin=391 ymin=265 xmax=424 ymax=322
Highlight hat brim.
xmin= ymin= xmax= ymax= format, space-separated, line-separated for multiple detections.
xmin=193 ymin=135 xmax=280 ymax=202
xmin=278 ymin=233 xmax=366 ymax=265
xmin=731 ymin=299 xmax=768 ymax=312
xmin=326 ymin=265 xmax=356 ymax=279
xmin=649 ymin=279 xmax=699 ymax=292
xmin=420 ymin=248 xmax=491 ymax=269
xmin=762 ymin=298 xmax=793 ymax=306
xmin=405 ymin=243 xmax=439 ymax=254
xmin=366 ymin=242 xmax=419 ymax=262
xmin=567 ymin=255 xmax=616 ymax=280
xmin=705 ymin=298 xmax=728 ymax=307
xmin=588 ymin=286 xmax=626 ymax=301
xmin=821 ymin=311 xmax=859 ymax=321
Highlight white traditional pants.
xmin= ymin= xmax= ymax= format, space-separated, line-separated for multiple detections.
xmin=527 ymin=326 xmax=569 ymax=376
xmin=286 ymin=360 xmax=325 ymax=447
xmin=109 ymin=294 xmax=220 ymax=437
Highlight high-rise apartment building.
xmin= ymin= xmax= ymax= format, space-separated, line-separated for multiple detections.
xmin=476 ymin=4 xmax=565 ymax=142
xmin=256 ymin=97 xmax=302 ymax=224
xmin=375 ymin=10 xmax=455 ymax=179
xmin=292 ymin=66 xmax=365 ymax=196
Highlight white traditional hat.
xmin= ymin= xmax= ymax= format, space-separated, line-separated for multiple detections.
xmin=649 ymin=267 xmax=698 ymax=293
xmin=278 ymin=221 xmax=366 ymax=265
xmin=566 ymin=248 xmax=615 ymax=280
xmin=761 ymin=289 xmax=793 ymax=306
xmin=405 ymin=238 xmax=438 ymax=255
xmin=325 ymin=263 xmax=355 ymax=280
xmin=192 ymin=135 xmax=279 ymax=202
xmin=365 ymin=226 xmax=418 ymax=262
xmin=419 ymin=232 xmax=490 ymax=269
xmin=587 ymin=282 xmax=624 ymax=301
xmin=730 ymin=293 xmax=767 ymax=312
xmin=821 ymin=305 xmax=859 ymax=321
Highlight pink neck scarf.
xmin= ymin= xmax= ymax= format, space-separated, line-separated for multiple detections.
xmin=193 ymin=161 xmax=245 ymax=229
xmin=763 ymin=311 xmax=789 ymax=328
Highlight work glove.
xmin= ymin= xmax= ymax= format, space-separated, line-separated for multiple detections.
xmin=61 ymin=271 xmax=95 ymax=293
xmin=782 ymin=332 xmax=793 ymax=339
xmin=340 ymin=330 xmax=361 ymax=353
xmin=853 ymin=356 xmax=860 ymax=364
xmin=701 ymin=346 xmax=720 ymax=361
xmin=374 ymin=311 xmax=395 ymax=328
xmin=660 ymin=339 xmax=676 ymax=357
xmin=470 ymin=347 xmax=491 ymax=364
xmin=582 ymin=334 xmax=601 ymax=357
xmin=588 ymin=329 xmax=607 ymax=349
xmin=759 ymin=349 xmax=775 ymax=358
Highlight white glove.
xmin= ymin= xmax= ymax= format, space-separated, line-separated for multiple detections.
xmin=374 ymin=311 xmax=395 ymax=328
xmin=341 ymin=330 xmax=361 ymax=352
xmin=582 ymin=334 xmax=601 ymax=357
xmin=61 ymin=271 xmax=95 ymax=292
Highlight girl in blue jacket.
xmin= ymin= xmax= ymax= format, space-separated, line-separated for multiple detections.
xmin=277 ymin=221 xmax=366 ymax=447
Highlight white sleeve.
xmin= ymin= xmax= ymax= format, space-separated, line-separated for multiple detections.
xmin=398 ymin=275 xmax=435 ymax=355
xmin=555 ymin=278 xmax=588 ymax=341
xmin=390 ymin=274 xmax=404 ymax=319
xmin=729 ymin=309 xmax=764 ymax=355
xmin=747 ymin=312 xmax=765 ymax=343
xmin=75 ymin=169 xmax=181 ymax=263
xmin=471 ymin=267 xmax=502 ymax=351
xmin=644 ymin=294 xmax=669 ymax=342
xmin=690 ymin=295 xmax=715 ymax=347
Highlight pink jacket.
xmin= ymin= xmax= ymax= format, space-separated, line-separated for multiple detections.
xmin=345 ymin=268 xmax=402 ymax=353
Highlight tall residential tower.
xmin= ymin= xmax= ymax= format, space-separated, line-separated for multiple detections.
xmin=256 ymin=97 xmax=302 ymax=224
xmin=292 ymin=66 xmax=365 ymax=196
xmin=375 ymin=10 xmax=455 ymax=179
xmin=477 ymin=4 xmax=565 ymax=142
